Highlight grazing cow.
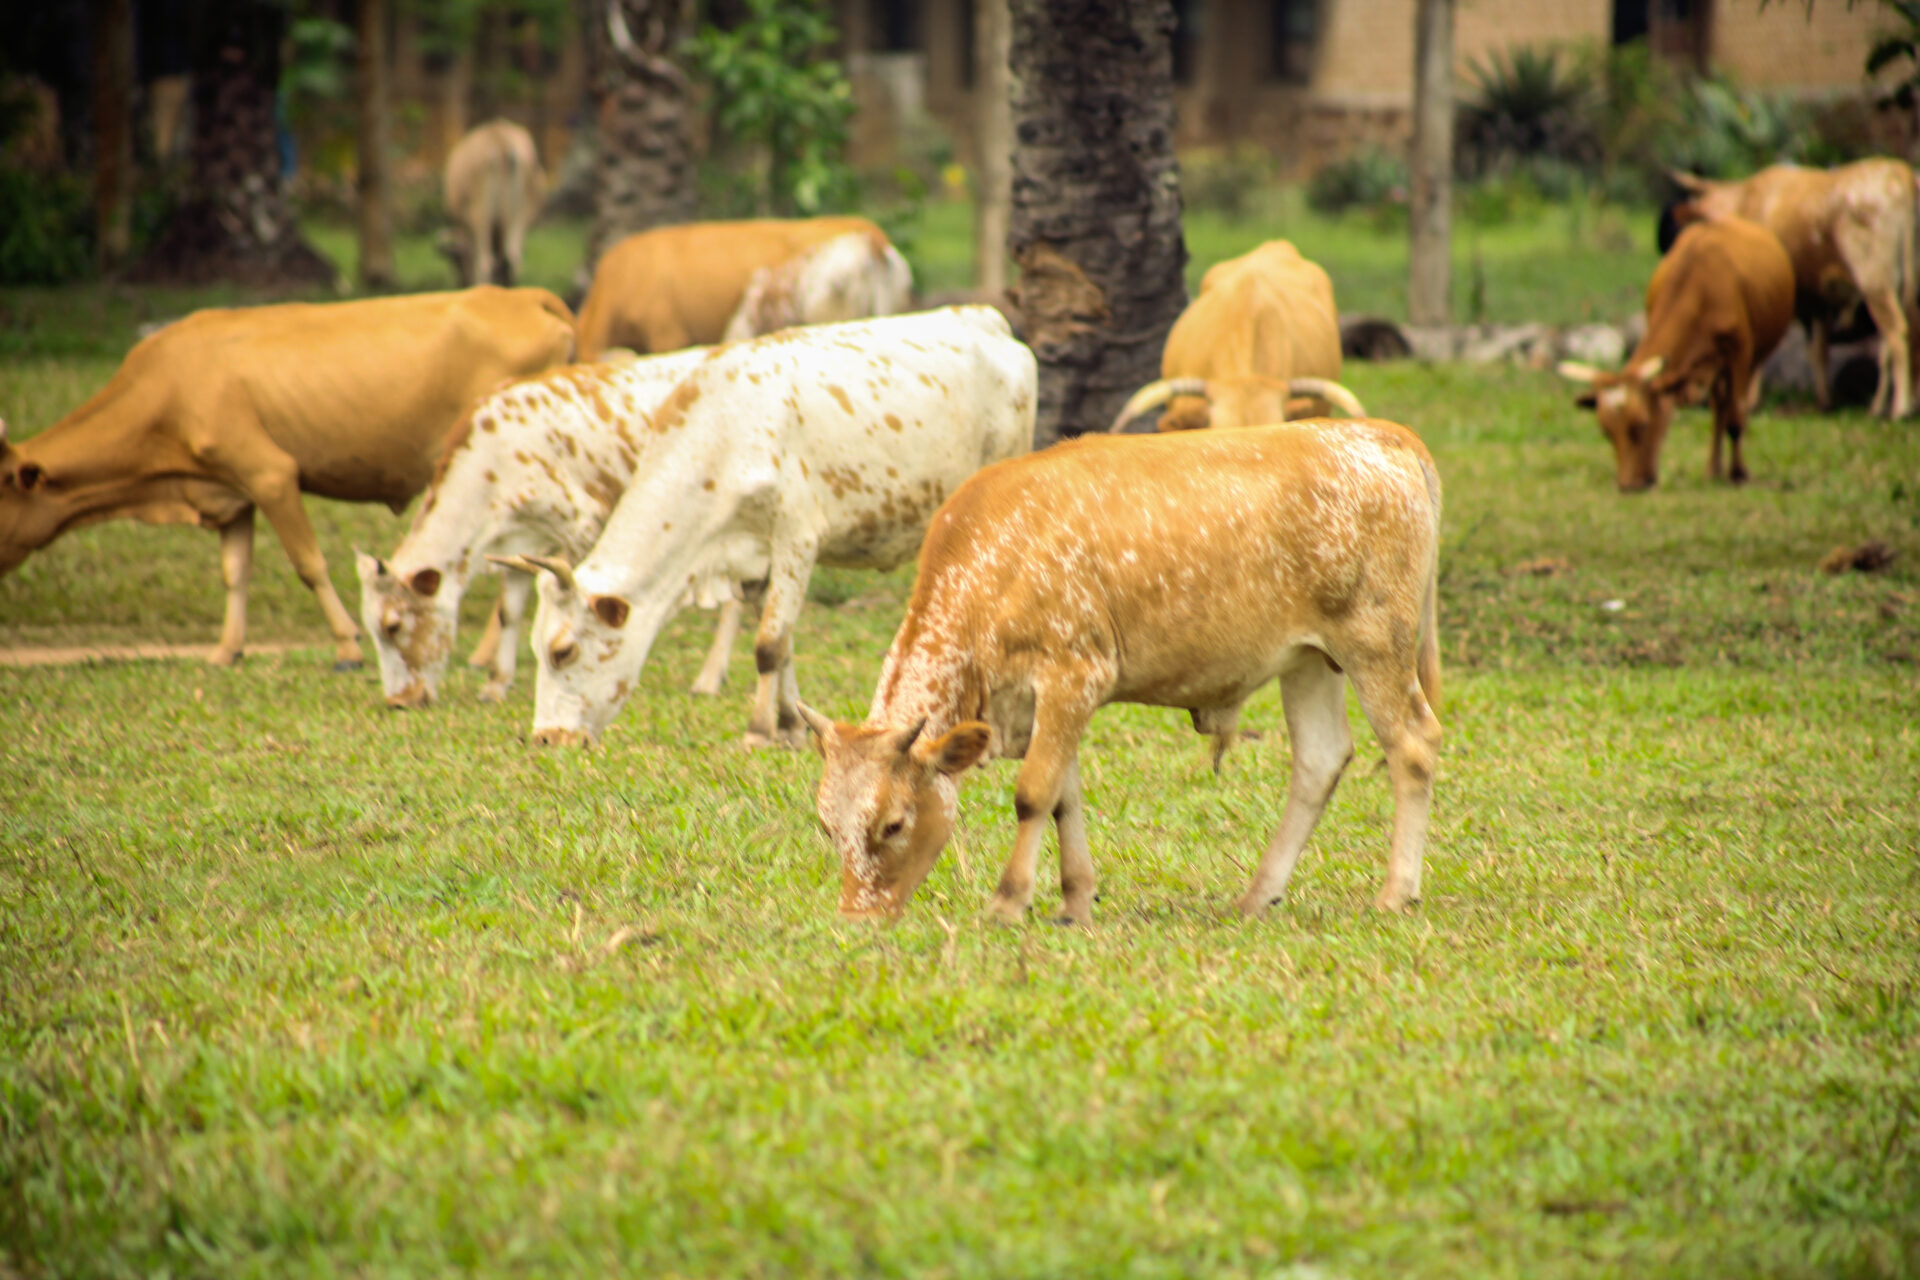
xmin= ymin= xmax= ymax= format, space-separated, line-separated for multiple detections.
xmin=1559 ymin=218 xmax=1793 ymax=491
xmin=1664 ymin=159 xmax=1917 ymax=418
xmin=575 ymin=216 xmax=891 ymax=359
xmin=721 ymin=229 xmax=915 ymax=341
xmin=356 ymin=346 xmax=752 ymax=709
xmin=506 ymin=306 xmax=1036 ymax=748
xmin=0 ymin=288 xmax=576 ymax=666
xmin=1110 ymin=239 xmax=1365 ymax=433
xmin=440 ymin=120 xmax=546 ymax=288
xmin=800 ymin=419 xmax=1443 ymax=924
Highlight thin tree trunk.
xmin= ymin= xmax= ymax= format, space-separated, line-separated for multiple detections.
xmin=973 ymin=0 xmax=1011 ymax=295
xmin=1008 ymin=0 xmax=1188 ymax=445
xmin=588 ymin=0 xmax=696 ymax=270
xmin=356 ymin=0 xmax=396 ymax=289
xmin=1408 ymin=0 xmax=1453 ymax=328
xmin=129 ymin=0 xmax=334 ymax=286
xmin=91 ymin=0 xmax=134 ymax=271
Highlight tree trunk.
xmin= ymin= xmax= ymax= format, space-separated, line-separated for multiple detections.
xmin=588 ymin=0 xmax=696 ymax=270
xmin=91 ymin=0 xmax=134 ymax=272
xmin=129 ymin=0 xmax=335 ymax=286
xmin=356 ymin=0 xmax=396 ymax=290
xmin=1407 ymin=0 xmax=1454 ymax=328
xmin=973 ymin=0 xmax=1012 ymax=295
xmin=1008 ymin=0 xmax=1188 ymax=445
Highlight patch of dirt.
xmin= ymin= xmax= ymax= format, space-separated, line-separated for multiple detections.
xmin=0 ymin=642 xmax=305 ymax=668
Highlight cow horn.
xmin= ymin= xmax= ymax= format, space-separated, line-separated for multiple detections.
xmin=796 ymin=701 xmax=838 ymax=744
xmin=1631 ymin=355 xmax=1666 ymax=383
xmin=0 ymin=418 xmax=8 ymax=445
xmin=1286 ymin=377 xmax=1367 ymax=418
xmin=886 ymin=718 xmax=928 ymax=757
xmin=1556 ymin=361 xmax=1603 ymax=384
xmin=486 ymin=552 xmax=578 ymax=591
xmin=1109 ymin=378 xmax=1210 ymax=433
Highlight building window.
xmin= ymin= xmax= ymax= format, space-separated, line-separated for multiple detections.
xmin=1269 ymin=0 xmax=1316 ymax=85
xmin=1171 ymin=0 xmax=1200 ymax=86
xmin=871 ymin=0 xmax=919 ymax=51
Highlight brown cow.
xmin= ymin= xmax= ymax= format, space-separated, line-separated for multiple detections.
xmin=573 ymin=216 xmax=889 ymax=359
xmin=801 ymin=419 xmax=1442 ymax=924
xmin=440 ymin=119 xmax=546 ymax=288
xmin=0 ymin=288 xmax=576 ymax=666
xmin=1666 ymin=159 xmax=1917 ymax=419
xmin=1559 ymin=218 xmax=1794 ymax=491
xmin=1110 ymin=239 xmax=1364 ymax=433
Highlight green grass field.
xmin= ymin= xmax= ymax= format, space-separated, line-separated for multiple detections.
xmin=2 ymin=202 xmax=1918 ymax=1277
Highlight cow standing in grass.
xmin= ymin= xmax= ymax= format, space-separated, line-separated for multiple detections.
xmin=722 ymin=230 xmax=915 ymax=341
xmin=356 ymin=347 xmax=753 ymax=710
xmin=0 ymin=288 xmax=576 ymax=667
xmin=440 ymin=120 xmax=546 ymax=288
xmin=508 ymin=306 xmax=1036 ymax=749
xmin=801 ymin=419 xmax=1444 ymax=924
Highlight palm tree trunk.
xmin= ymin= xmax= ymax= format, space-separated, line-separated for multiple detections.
xmin=1008 ymin=0 xmax=1188 ymax=445
xmin=973 ymin=0 xmax=1011 ymax=295
xmin=1408 ymin=0 xmax=1454 ymax=328
xmin=91 ymin=0 xmax=133 ymax=271
xmin=588 ymin=0 xmax=696 ymax=269
xmin=130 ymin=0 xmax=334 ymax=286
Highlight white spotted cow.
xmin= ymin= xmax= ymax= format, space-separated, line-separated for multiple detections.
xmin=801 ymin=420 xmax=1444 ymax=924
xmin=356 ymin=347 xmax=750 ymax=709
xmin=722 ymin=229 xmax=915 ymax=341
xmin=509 ymin=306 xmax=1037 ymax=748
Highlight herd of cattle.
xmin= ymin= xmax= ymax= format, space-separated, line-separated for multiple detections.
xmin=0 ymin=138 xmax=1911 ymax=921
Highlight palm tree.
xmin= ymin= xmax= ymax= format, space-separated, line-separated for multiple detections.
xmin=588 ymin=0 xmax=696 ymax=268
xmin=1408 ymin=0 xmax=1454 ymax=328
xmin=1008 ymin=0 xmax=1188 ymax=445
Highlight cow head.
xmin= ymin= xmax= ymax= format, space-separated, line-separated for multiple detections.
xmin=800 ymin=704 xmax=993 ymax=920
xmin=0 ymin=420 xmax=60 ymax=575
xmin=356 ymin=552 xmax=459 ymax=709
xmin=500 ymin=552 xmax=641 ymax=747
xmin=1559 ymin=357 xmax=1679 ymax=492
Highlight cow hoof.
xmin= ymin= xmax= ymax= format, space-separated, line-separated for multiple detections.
xmin=1052 ymin=913 xmax=1090 ymax=928
xmin=477 ymin=683 xmax=507 ymax=705
xmin=1235 ymin=892 xmax=1282 ymax=918
xmin=1371 ymin=889 xmax=1421 ymax=913
xmin=332 ymin=658 xmax=364 ymax=673
xmin=207 ymin=648 xmax=243 ymax=668
xmin=985 ymin=896 xmax=1029 ymax=926
xmin=688 ymin=678 xmax=723 ymax=697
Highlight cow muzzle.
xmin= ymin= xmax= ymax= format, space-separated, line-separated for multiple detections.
xmin=531 ymin=727 xmax=590 ymax=748
xmin=385 ymin=682 xmax=433 ymax=711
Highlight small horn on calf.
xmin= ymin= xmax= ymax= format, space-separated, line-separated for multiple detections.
xmin=487 ymin=552 xmax=578 ymax=592
xmin=1556 ymin=361 xmax=1603 ymax=384
xmin=796 ymin=701 xmax=838 ymax=744
xmin=1286 ymin=377 xmax=1367 ymax=418
xmin=1108 ymin=378 xmax=1210 ymax=433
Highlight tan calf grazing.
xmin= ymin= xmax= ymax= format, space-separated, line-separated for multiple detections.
xmin=0 ymin=288 xmax=576 ymax=666
xmin=802 ymin=420 xmax=1443 ymax=924
xmin=1110 ymin=239 xmax=1364 ymax=433
xmin=441 ymin=119 xmax=546 ymax=288
xmin=574 ymin=216 xmax=889 ymax=359
xmin=1666 ymin=159 xmax=1917 ymax=418
xmin=1560 ymin=218 xmax=1793 ymax=491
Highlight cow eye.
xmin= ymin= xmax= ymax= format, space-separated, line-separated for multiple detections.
xmin=879 ymin=819 xmax=905 ymax=841
xmin=551 ymin=639 xmax=579 ymax=669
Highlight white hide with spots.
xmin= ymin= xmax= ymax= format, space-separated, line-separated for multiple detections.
xmin=806 ymin=420 xmax=1445 ymax=924
xmin=355 ymin=348 xmax=717 ymax=708
xmin=722 ymin=231 xmax=915 ymax=342
xmin=525 ymin=305 xmax=1037 ymax=747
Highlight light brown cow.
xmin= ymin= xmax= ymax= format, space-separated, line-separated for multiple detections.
xmin=801 ymin=419 xmax=1443 ymax=924
xmin=573 ymin=216 xmax=889 ymax=359
xmin=1560 ymin=218 xmax=1794 ymax=491
xmin=0 ymin=288 xmax=576 ymax=666
xmin=441 ymin=120 xmax=546 ymax=288
xmin=1666 ymin=159 xmax=1917 ymax=418
xmin=1110 ymin=239 xmax=1364 ymax=433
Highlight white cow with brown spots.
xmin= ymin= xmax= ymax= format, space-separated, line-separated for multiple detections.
xmin=721 ymin=229 xmax=915 ymax=341
xmin=356 ymin=347 xmax=735 ymax=709
xmin=512 ymin=306 xmax=1037 ymax=748
xmin=801 ymin=419 xmax=1443 ymax=924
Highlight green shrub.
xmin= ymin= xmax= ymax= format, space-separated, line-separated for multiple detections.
xmin=1305 ymin=148 xmax=1406 ymax=216
xmin=1459 ymin=44 xmax=1598 ymax=178
xmin=0 ymin=168 xmax=93 ymax=285
xmin=1660 ymin=77 xmax=1810 ymax=178
xmin=1180 ymin=144 xmax=1273 ymax=221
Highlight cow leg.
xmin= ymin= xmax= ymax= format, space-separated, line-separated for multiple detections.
xmin=467 ymin=592 xmax=505 ymax=669
xmin=1809 ymin=316 xmax=1833 ymax=412
xmin=210 ymin=508 xmax=255 ymax=666
xmin=691 ymin=599 xmax=743 ymax=696
xmin=743 ymin=539 xmax=817 ymax=748
xmin=988 ymin=718 xmax=1086 ymax=924
xmin=206 ymin=430 xmax=364 ymax=668
xmin=1237 ymin=659 xmax=1353 ymax=916
xmin=1862 ymin=287 xmax=1913 ymax=420
xmin=501 ymin=218 xmax=529 ymax=290
xmin=1053 ymin=756 xmax=1097 ymax=926
xmin=1718 ymin=356 xmax=1755 ymax=485
xmin=472 ymin=222 xmax=498 ymax=295
xmin=479 ymin=570 xmax=534 ymax=703
xmin=1346 ymin=654 xmax=1443 ymax=912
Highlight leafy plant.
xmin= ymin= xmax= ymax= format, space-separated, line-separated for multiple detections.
xmin=1305 ymin=148 xmax=1406 ymax=216
xmin=1180 ymin=144 xmax=1273 ymax=221
xmin=0 ymin=169 xmax=93 ymax=284
xmin=1660 ymin=76 xmax=1810 ymax=178
xmin=1459 ymin=44 xmax=1598 ymax=177
xmin=1867 ymin=0 xmax=1920 ymax=112
xmin=687 ymin=0 xmax=857 ymax=216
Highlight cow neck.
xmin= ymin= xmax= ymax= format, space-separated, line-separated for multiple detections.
xmin=868 ymin=586 xmax=982 ymax=739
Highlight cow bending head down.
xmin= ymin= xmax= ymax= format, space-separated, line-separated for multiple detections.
xmin=1558 ymin=356 xmax=1677 ymax=492
xmin=356 ymin=553 xmax=459 ymax=708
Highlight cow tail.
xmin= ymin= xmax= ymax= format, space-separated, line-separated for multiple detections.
xmin=1417 ymin=455 xmax=1443 ymax=713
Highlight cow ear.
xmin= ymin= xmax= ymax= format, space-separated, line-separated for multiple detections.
xmin=15 ymin=462 xmax=44 ymax=491
xmin=590 ymin=594 xmax=631 ymax=629
xmin=408 ymin=567 xmax=442 ymax=598
xmin=354 ymin=550 xmax=391 ymax=583
xmin=916 ymin=721 xmax=992 ymax=776
xmin=1573 ymin=390 xmax=1599 ymax=410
